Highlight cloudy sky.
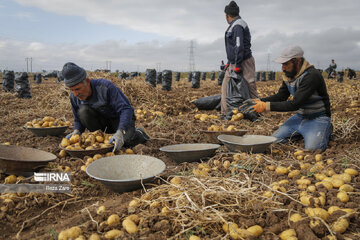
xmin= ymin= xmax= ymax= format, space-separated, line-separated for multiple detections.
xmin=1 ymin=0 xmax=359 ymax=73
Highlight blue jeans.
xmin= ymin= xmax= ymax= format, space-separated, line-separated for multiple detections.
xmin=273 ymin=114 xmax=332 ymax=151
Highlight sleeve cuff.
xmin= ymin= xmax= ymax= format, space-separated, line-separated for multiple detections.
xmin=265 ymin=102 xmax=271 ymax=111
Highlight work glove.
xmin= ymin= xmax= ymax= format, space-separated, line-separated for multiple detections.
xmin=248 ymin=99 xmax=267 ymax=113
xmin=65 ymin=129 xmax=80 ymax=140
xmin=109 ymin=129 xmax=125 ymax=152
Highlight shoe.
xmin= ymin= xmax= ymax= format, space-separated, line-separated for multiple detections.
xmin=136 ymin=128 xmax=150 ymax=143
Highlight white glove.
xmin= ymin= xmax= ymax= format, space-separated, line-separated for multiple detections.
xmin=65 ymin=129 xmax=80 ymax=139
xmin=109 ymin=130 xmax=125 ymax=152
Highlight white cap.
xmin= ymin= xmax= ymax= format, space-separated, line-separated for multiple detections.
xmin=275 ymin=46 xmax=304 ymax=63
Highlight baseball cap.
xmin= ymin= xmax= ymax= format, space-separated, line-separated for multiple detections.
xmin=274 ymin=46 xmax=304 ymax=64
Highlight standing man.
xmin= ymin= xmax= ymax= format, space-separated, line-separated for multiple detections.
xmin=247 ymin=46 xmax=332 ymax=151
xmin=221 ymin=1 xmax=258 ymax=116
xmin=62 ymin=62 xmax=149 ymax=152
xmin=328 ymin=59 xmax=337 ymax=79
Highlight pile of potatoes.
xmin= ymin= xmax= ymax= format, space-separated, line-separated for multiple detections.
xmin=194 ymin=113 xmax=219 ymax=121
xmin=60 ymin=130 xmax=113 ymax=151
xmin=25 ymin=117 xmax=71 ymax=128
xmin=207 ymin=124 xmax=238 ymax=132
xmin=230 ymin=109 xmax=244 ymax=121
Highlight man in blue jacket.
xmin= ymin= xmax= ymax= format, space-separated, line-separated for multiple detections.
xmin=247 ymin=46 xmax=332 ymax=151
xmin=221 ymin=1 xmax=258 ymax=116
xmin=62 ymin=62 xmax=149 ymax=152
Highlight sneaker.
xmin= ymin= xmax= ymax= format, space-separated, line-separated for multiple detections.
xmin=136 ymin=128 xmax=150 ymax=143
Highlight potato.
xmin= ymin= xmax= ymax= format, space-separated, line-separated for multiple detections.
xmin=339 ymin=184 xmax=354 ymax=192
xmin=93 ymin=154 xmax=103 ymax=160
xmin=161 ymin=206 xmax=170 ymax=216
xmin=122 ymin=148 xmax=133 ymax=154
xmin=305 ymin=208 xmax=329 ymax=220
xmin=4 ymin=175 xmax=17 ymax=184
xmin=307 ymin=185 xmax=316 ymax=192
xmin=288 ymin=170 xmax=300 ymax=178
xmin=69 ymin=134 xmax=80 ymax=144
xmin=263 ymin=191 xmax=273 ymax=198
xmin=60 ymin=138 xmax=70 ymax=148
xmin=315 ymin=154 xmax=323 ymax=162
xmin=246 ymin=225 xmax=263 ymax=237
xmin=279 ymin=229 xmax=296 ymax=240
xmin=88 ymin=233 xmax=101 ymax=240
xmin=223 ymin=161 xmax=231 ymax=169
xmin=344 ymin=168 xmax=358 ymax=176
xmin=95 ymin=135 xmax=104 ymax=143
xmin=222 ymin=222 xmax=238 ymax=234
xmin=332 ymin=218 xmax=349 ymax=234
xmin=333 ymin=173 xmax=351 ymax=184
xmin=129 ymin=199 xmax=140 ymax=208
xmin=275 ymin=166 xmax=289 ymax=175
xmin=150 ymin=201 xmax=161 ymax=208
xmin=104 ymin=229 xmax=123 ymax=239
xmin=290 ymin=213 xmax=302 ymax=223
xmin=74 ymin=236 xmax=85 ymax=240
xmin=189 ymin=235 xmax=201 ymax=240
xmin=331 ymin=178 xmax=344 ymax=188
xmin=125 ymin=214 xmax=140 ymax=224
xmin=122 ymin=219 xmax=138 ymax=234
xmin=97 ymin=205 xmax=106 ymax=215
xmin=315 ymin=181 xmax=333 ymax=189
xmin=300 ymin=195 xmax=311 ymax=206
xmin=328 ymin=206 xmax=341 ymax=215
xmin=107 ymin=214 xmax=120 ymax=226
xmin=170 ymin=176 xmax=182 ymax=185
xmin=294 ymin=150 xmax=303 ymax=156
xmin=337 ymin=191 xmax=349 ymax=203
xmin=296 ymin=179 xmax=311 ymax=185
xmin=65 ymin=226 xmax=82 ymax=239
xmin=59 ymin=150 xmax=67 ymax=158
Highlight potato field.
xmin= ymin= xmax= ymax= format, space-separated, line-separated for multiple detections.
xmin=0 ymin=72 xmax=359 ymax=240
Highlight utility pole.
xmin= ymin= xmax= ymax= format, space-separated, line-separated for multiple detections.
xmin=105 ymin=61 xmax=112 ymax=71
xmin=188 ymin=40 xmax=195 ymax=72
xmin=266 ymin=53 xmax=270 ymax=72
xmin=25 ymin=57 xmax=30 ymax=72
xmin=156 ymin=62 xmax=161 ymax=72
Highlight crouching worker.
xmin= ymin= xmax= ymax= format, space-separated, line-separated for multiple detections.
xmin=246 ymin=46 xmax=332 ymax=151
xmin=62 ymin=62 xmax=149 ymax=152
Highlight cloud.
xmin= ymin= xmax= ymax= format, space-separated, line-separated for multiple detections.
xmin=1 ymin=26 xmax=359 ymax=73
xmin=3 ymin=0 xmax=360 ymax=72
xmin=11 ymin=11 xmax=37 ymax=21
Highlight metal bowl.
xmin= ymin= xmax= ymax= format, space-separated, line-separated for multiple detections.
xmin=86 ymin=155 xmax=166 ymax=193
xmin=59 ymin=144 xmax=114 ymax=159
xmin=24 ymin=126 xmax=69 ymax=137
xmin=200 ymin=130 xmax=248 ymax=144
xmin=159 ymin=143 xmax=220 ymax=163
xmin=0 ymin=145 xmax=56 ymax=175
xmin=217 ymin=134 xmax=277 ymax=153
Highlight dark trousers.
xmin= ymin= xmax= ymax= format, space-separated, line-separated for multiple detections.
xmin=78 ymin=105 xmax=137 ymax=147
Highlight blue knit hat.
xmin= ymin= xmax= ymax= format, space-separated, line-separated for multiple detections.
xmin=62 ymin=62 xmax=87 ymax=87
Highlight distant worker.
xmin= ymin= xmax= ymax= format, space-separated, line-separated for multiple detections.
xmin=62 ymin=62 xmax=149 ymax=152
xmin=347 ymin=68 xmax=357 ymax=80
xmin=246 ymin=46 xmax=332 ymax=151
xmin=221 ymin=1 xmax=258 ymax=116
xmin=327 ymin=59 xmax=337 ymax=79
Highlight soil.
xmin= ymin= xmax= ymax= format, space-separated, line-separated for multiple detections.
xmin=0 ymin=72 xmax=359 ymax=240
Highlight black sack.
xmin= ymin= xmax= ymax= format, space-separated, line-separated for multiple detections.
xmin=161 ymin=70 xmax=172 ymax=91
xmin=15 ymin=72 xmax=32 ymax=99
xmin=145 ymin=69 xmax=156 ymax=87
xmin=226 ymin=71 xmax=250 ymax=112
xmin=218 ymin=71 xmax=225 ymax=86
xmin=2 ymin=70 xmax=15 ymax=92
xmin=192 ymin=95 xmax=221 ymax=110
xmin=191 ymin=71 xmax=201 ymax=88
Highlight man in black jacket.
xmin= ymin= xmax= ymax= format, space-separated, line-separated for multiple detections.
xmin=247 ymin=46 xmax=332 ymax=151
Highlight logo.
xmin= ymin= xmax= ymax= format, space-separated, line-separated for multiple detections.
xmin=34 ymin=172 xmax=71 ymax=182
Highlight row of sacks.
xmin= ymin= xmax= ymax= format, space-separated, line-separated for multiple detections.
xmin=144 ymin=69 xmax=226 ymax=90
xmin=1 ymin=71 xmax=32 ymax=98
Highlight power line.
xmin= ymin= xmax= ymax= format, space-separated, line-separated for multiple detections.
xmin=25 ymin=57 xmax=32 ymax=73
xmin=188 ymin=40 xmax=195 ymax=72
xmin=105 ymin=61 xmax=112 ymax=71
